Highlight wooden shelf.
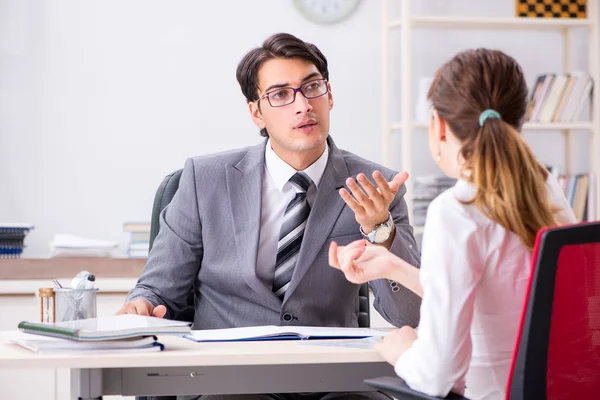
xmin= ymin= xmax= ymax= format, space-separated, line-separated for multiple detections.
xmin=388 ymin=16 xmax=592 ymax=30
xmin=393 ymin=122 xmax=594 ymax=131
xmin=522 ymin=122 xmax=594 ymax=131
xmin=0 ymin=258 xmax=146 ymax=280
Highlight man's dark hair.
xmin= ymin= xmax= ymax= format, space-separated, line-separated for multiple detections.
xmin=236 ymin=33 xmax=329 ymax=137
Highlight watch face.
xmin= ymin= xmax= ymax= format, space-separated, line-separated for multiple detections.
xmin=373 ymin=226 xmax=392 ymax=243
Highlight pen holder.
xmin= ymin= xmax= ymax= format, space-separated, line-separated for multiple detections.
xmin=54 ymin=288 xmax=98 ymax=322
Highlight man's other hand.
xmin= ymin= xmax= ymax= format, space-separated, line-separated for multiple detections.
xmin=116 ymin=298 xmax=167 ymax=318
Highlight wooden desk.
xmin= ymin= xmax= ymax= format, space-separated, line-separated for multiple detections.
xmin=0 ymin=335 xmax=394 ymax=399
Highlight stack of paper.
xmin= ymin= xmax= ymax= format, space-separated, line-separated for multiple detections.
xmin=1 ymin=331 xmax=164 ymax=353
xmin=49 ymin=234 xmax=118 ymax=257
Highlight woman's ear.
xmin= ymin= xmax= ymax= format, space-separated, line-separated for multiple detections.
xmin=432 ymin=109 xmax=447 ymax=144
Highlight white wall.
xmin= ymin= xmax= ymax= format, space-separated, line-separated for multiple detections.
xmin=0 ymin=0 xmax=591 ymax=256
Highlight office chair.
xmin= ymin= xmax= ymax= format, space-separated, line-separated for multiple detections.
xmin=138 ymin=169 xmax=371 ymax=400
xmin=365 ymin=221 xmax=600 ymax=399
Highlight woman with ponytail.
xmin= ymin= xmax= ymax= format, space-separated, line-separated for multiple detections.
xmin=329 ymin=49 xmax=575 ymax=399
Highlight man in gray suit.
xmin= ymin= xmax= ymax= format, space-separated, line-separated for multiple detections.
xmin=118 ymin=33 xmax=421 ymax=399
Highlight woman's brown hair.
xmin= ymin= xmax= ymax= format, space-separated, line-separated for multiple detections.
xmin=427 ymin=48 xmax=558 ymax=249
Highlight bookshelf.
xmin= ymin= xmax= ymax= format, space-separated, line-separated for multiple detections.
xmin=381 ymin=0 xmax=600 ymax=227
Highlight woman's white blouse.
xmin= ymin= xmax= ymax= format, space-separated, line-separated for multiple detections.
xmin=394 ymin=176 xmax=576 ymax=399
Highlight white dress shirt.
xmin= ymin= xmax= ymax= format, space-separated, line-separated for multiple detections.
xmin=255 ymin=140 xmax=329 ymax=289
xmin=394 ymin=175 xmax=576 ymax=399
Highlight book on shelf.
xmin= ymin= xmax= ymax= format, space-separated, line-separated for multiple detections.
xmin=184 ymin=325 xmax=387 ymax=343
xmin=17 ymin=314 xmax=191 ymax=341
xmin=554 ymin=170 xmax=594 ymax=222
xmin=525 ymin=74 xmax=546 ymax=120
xmin=529 ymin=73 xmax=555 ymax=121
xmin=2 ymin=331 xmax=164 ymax=353
xmin=572 ymin=174 xmax=589 ymax=222
xmin=124 ymin=221 xmax=151 ymax=258
xmin=526 ymin=71 xmax=593 ymax=123
xmin=538 ymin=73 xmax=569 ymax=123
xmin=123 ymin=222 xmax=151 ymax=232
xmin=131 ymin=231 xmax=151 ymax=243
xmin=552 ymin=74 xmax=576 ymax=122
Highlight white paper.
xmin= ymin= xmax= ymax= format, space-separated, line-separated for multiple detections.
xmin=49 ymin=234 xmax=118 ymax=257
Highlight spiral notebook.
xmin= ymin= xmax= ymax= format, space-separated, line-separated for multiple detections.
xmin=18 ymin=315 xmax=191 ymax=342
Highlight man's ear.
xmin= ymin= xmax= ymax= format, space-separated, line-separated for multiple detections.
xmin=249 ymin=101 xmax=266 ymax=130
xmin=432 ymin=109 xmax=447 ymax=143
xmin=327 ymin=82 xmax=334 ymax=110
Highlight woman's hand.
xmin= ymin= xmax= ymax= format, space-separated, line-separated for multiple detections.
xmin=328 ymin=239 xmax=399 ymax=283
xmin=374 ymin=326 xmax=418 ymax=365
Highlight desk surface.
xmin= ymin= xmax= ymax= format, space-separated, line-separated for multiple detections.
xmin=0 ymin=335 xmax=385 ymax=369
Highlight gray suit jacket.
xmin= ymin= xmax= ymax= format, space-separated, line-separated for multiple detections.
xmin=127 ymin=136 xmax=421 ymax=329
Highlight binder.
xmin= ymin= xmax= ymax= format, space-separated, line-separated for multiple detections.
xmin=18 ymin=314 xmax=191 ymax=341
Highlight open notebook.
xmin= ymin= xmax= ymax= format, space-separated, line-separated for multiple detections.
xmin=2 ymin=331 xmax=164 ymax=353
xmin=185 ymin=325 xmax=387 ymax=342
xmin=18 ymin=314 xmax=191 ymax=341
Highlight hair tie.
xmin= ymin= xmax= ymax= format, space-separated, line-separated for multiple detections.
xmin=479 ymin=109 xmax=501 ymax=127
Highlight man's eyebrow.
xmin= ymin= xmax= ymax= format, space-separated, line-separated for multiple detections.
xmin=301 ymin=72 xmax=322 ymax=82
xmin=263 ymin=72 xmax=323 ymax=93
xmin=264 ymin=82 xmax=290 ymax=93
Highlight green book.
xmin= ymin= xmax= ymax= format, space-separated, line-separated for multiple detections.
xmin=18 ymin=315 xmax=191 ymax=342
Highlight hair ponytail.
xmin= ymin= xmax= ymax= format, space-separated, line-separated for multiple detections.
xmin=428 ymin=48 xmax=561 ymax=250
xmin=463 ymin=118 xmax=558 ymax=249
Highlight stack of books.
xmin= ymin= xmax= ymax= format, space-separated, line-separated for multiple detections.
xmin=412 ymin=176 xmax=457 ymax=227
xmin=4 ymin=315 xmax=191 ymax=354
xmin=0 ymin=223 xmax=34 ymax=258
xmin=124 ymin=222 xmax=151 ymax=258
xmin=526 ymin=72 xmax=593 ymax=123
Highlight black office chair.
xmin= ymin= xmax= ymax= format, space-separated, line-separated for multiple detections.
xmin=138 ymin=169 xmax=370 ymax=400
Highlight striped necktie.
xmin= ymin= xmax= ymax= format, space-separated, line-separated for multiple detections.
xmin=273 ymin=172 xmax=312 ymax=300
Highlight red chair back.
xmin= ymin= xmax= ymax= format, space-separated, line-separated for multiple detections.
xmin=507 ymin=222 xmax=600 ymax=399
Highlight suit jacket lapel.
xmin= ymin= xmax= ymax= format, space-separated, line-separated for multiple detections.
xmin=226 ymin=140 xmax=281 ymax=310
xmin=284 ymin=137 xmax=349 ymax=302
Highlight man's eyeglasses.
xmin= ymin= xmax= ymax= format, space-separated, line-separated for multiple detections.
xmin=258 ymin=79 xmax=329 ymax=108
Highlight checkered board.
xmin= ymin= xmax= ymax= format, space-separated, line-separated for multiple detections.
xmin=516 ymin=0 xmax=587 ymax=18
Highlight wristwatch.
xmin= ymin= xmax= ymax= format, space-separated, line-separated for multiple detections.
xmin=360 ymin=212 xmax=394 ymax=244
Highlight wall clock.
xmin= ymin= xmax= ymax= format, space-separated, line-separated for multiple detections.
xmin=293 ymin=0 xmax=362 ymax=24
